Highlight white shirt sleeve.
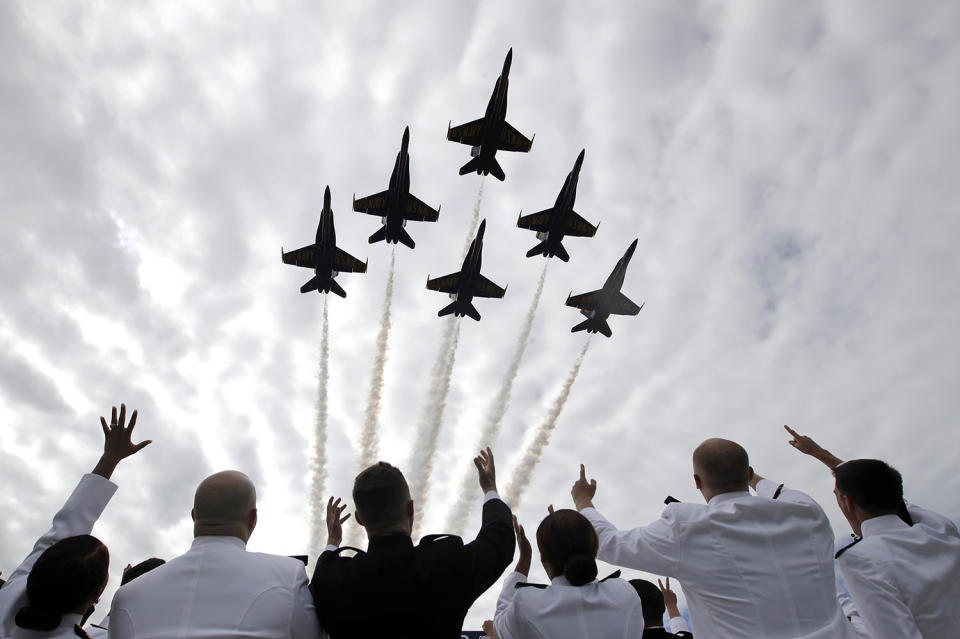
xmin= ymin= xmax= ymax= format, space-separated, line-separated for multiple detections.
xmin=5 ymin=473 xmax=117 ymax=586
xmin=580 ymin=506 xmax=680 ymax=576
xmin=755 ymin=478 xmax=821 ymax=510
xmin=290 ymin=568 xmax=326 ymax=639
xmin=493 ymin=572 xmax=539 ymax=639
xmin=840 ymin=554 xmax=921 ymax=639
xmin=668 ymin=615 xmax=691 ymax=634
xmin=483 ymin=490 xmax=503 ymax=504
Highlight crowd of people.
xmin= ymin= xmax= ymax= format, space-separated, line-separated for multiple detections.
xmin=0 ymin=404 xmax=957 ymax=639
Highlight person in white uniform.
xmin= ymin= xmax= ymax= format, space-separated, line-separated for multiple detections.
xmin=571 ymin=438 xmax=856 ymax=639
xmin=108 ymin=470 xmax=324 ymax=639
xmin=489 ymin=509 xmax=644 ymax=639
xmin=85 ymin=559 xmax=165 ymax=639
xmin=0 ymin=404 xmax=151 ymax=639
xmin=783 ymin=426 xmax=960 ymax=639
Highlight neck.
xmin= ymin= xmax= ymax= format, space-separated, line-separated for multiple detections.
xmin=366 ymin=523 xmax=411 ymax=539
xmin=194 ymin=522 xmax=250 ymax=542
xmin=702 ymin=485 xmax=748 ymax=502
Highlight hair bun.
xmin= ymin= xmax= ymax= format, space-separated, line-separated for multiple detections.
xmin=15 ymin=605 xmax=62 ymax=631
xmin=562 ymin=553 xmax=598 ymax=586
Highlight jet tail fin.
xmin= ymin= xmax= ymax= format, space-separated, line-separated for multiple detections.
xmin=554 ymin=242 xmax=569 ymax=262
xmin=300 ymin=276 xmax=320 ymax=294
xmin=487 ymin=158 xmax=505 ymax=181
xmin=329 ymin=279 xmax=347 ymax=298
xmin=438 ymin=300 xmax=480 ymax=321
xmin=459 ymin=156 xmax=482 ymax=176
xmin=398 ymin=227 xmax=415 ymax=249
xmin=459 ymin=156 xmax=506 ymax=181
xmin=462 ymin=302 xmax=481 ymax=321
xmin=438 ymin=301 xmax=458 ymax=317
xmin=368 ymin=226 xmax=387 ymax=244
xmin=526 ymin=241 xmax=547 ymax=259
xmin=571 ymin=319 xmax=590 ymax=333
xmin=571 ymin=318 xmax=611 ymax=337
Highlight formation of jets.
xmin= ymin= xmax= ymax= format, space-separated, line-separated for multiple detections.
xmin=281 ymin=49 xmax=643 ymax=337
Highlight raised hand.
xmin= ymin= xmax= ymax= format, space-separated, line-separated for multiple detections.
xmin=513 ymin=515 xmax=532 ymax=576
xmin=783 ymin=425 xmax=843 ymax=469
xmin=474 ymin=447 xmax=498 ymax=494
xmin=92 ymin=404 xmax=151 ymax=479
xmin=571 ymin=464 xmax=597 ymax=511
xmin=659 ymin=577 xmax=682 ymax=618
xmin=325 ymin=496 xmax=351 ymax=547
xmin=482 ymin=619 xmax=500 ymax=639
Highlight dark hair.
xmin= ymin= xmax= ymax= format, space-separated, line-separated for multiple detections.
xmin=629 ymin=578 xmax=666 ymax=624
xmin=833 ymin=459 xmax=903 ymax=516
xmin=121 ymin=557 xmax=165 ymax=586
xmin=536 ymin=509 xmax=598 ymax=587
xmin=15 ymin=535 xmax=109 ymax=631
xmin=353 ymin=462 xmax=410 ymax=531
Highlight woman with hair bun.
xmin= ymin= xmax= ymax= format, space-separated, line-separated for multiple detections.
xmin=488 ymin=508 xmax=645 ymax=638
xmin=0 ymin=404 xmax=151 ymax=638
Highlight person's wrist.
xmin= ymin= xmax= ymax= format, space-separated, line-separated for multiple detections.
xmin=481 ymin=483 xmax=497 ymax=494
xmin=574 ymin=498 xmax=593 ymax=511
xmin=666 ymin=603 xmax=681 ymax=618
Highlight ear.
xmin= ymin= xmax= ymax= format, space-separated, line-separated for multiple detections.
xmin=747 ymin=466 xmax=755 ymax=482
xmin=354 ymin=511 xmax=365 ymax=527
xmin=406 ymin=499 xmax=415 ymax=519
xmin=191 ymin=508 xmax=196 ymax=522
xmin=693 ymin=473 xmax=703 ymax=490
xmin=248 ymin=508 xmax=258 ymax=532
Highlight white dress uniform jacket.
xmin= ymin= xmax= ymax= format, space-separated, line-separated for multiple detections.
xmin=108 ymin=536 xmax=325 ymax=639
xmin=0 ymin=473 xmax=118 ymax=639
xmin=582 ymin=479 xmax=856 ymax=639
xmin=492 ymin=570 xmax=645 ymax=639
xmin=837 ymin=503 xmax=960 ymax=639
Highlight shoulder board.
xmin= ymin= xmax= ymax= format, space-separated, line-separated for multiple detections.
xmin=835 ymin=535 xmax=863 ymax=559
xmin=515 ymin=581 xmax=548 ymax=590
xmin=772 ymin=484 xmax=785 ymax=499
xmin=334 ymin=545 xmax=366 ymax=558
xmin=664 ymin=495 xmax=680 ymax=505
xmin=599 ymin=570 xmax=622 ymax=582
xmin=74 ymin=626 xmax=92 ymax=639
xmin=420 ymin=533 xmax=461 ymax=543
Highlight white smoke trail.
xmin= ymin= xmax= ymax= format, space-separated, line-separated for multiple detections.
xmin=446 ymin=262 xmax=549 ymax=534
xmin=308 ymin=301 xmax=331 ymax=558
xmin=503 ymin=339 xmax=591 ymax=509
xmin=409 ymin=317 xmax=461 ymax=537
xmin=359 ymin=251 xmax=396 ymax=469
xmin=406 ymin=180 xmax=485 ymax=537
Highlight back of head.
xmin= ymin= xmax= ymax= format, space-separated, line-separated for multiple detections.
xmin=629 ymin=578 xmax=666 ymax=625
xmin=693 ymin=438 xmax=750 ymax=493
xmin=120 ymin=557 xmax=166 ymax=586
xmin=833 ymin=459 xmax=903 ymax=516
xmin=16 ymin=535 xmax=109 ymax=631
xmin=536 ymin=509 xmax=598 ymax=587
xmin=193 ymin=470 xmax=257 ymax=536
xmin=353 ymin=462 xmax=410 ymax=533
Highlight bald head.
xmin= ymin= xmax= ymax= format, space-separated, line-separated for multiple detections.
xmin=693 ymin=438 xmax=751 ymax=494
xmin=192 ymin=471 xmax=257 ymax=540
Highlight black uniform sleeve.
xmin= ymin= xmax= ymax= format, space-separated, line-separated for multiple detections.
xmin=459 ymin=497 xmax=515 ymax=602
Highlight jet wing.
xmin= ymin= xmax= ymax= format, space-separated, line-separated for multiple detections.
xmin=473 ymin=274 xmax=506 ymax=299
xmin=496 ymin=121 xmax=533 ymax=152
xmin=404 ymin=194 xmax=440 ymax=222
xmin=353 ymin=191 xmax=390 ymax=215
xmin=566 ymin=290 xmax=602 ymax=310
xmin=282 ymin=244 xmax=318 ymax=269
xmin=426 ymin=272 xmax=460 ymax=294
xmin=332 ymin=247 xmax=367 ymax=273
xmin=447 ymin=118 xmax=485 ymax=146
xmin=609 ymin=292 xmax=643 ymax=316
xmin=564 ymin=210 xmax=598 ymax=237
xmin=517 ymin=209 xmax=553 ymax=232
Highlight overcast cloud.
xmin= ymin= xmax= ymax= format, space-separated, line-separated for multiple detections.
xmin=2 ymin=0 xmax=959 ymax=629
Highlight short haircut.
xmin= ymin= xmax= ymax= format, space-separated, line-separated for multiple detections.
xmin=121 ymin=558 xmax=165 ymax=586
xmin=629 ymin=578 xmax=666 ymax=625
xmin=16 ymin=535 xmax=109 ymax=632
xmin=535 ymin=509 xmax=599 ymax=587
xmin=353 ymin=462 xmax=410 ymax=531
xmin=193 ymin=471 xmax=257 ymax=523
xmin=833 ymin=459 xmax=903 ymax=516
xmin=692 ymin=438 xmax=750 ymax=492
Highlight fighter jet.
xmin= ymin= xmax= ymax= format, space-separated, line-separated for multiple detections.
xmin=517 ymin=149 xmax=597 ymax=262
xmin=426 ymin=219 xmax=506 ymax=320
xmin=353 ymin=126 xmax=440 ymax=249
xmin=447 ymin=48 xmax=533 ymax=181
xmin=565 ymin=239 xmax=643 ymax=337
xmin=281 ymin=186 xmax=367 ymax=297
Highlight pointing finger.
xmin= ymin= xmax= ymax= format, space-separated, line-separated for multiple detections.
xmin=579 ymin=464 xmax=586 ymax=481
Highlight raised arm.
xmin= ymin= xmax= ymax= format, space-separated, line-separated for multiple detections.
xmin=4 ymin=404 xmax=149 ymax=586
xmin=460 ymin=449 xmax=515 ymax=600
xmin=784 ymin=425 xmax=844 ymax=469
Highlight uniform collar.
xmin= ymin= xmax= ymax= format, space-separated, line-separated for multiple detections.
xmin=548 ymin=575 xmax=598 ymax=587
xmin=368 ymin=533 xmax=413 ymax=550
xmin=708 ymin=490 xmax=752 ymax=505
xmin=861 ymin=514 xmax=910 ymax=537
xmin=192 ymin=535 xmax=247 ymax=550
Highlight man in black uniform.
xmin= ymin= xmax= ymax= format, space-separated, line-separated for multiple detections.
xmin=310 ymin=448 xmax=514 ymax=638
xmin=630 ymin=577 xmax=694 ymax=638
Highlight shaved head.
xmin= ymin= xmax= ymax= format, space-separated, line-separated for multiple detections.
xmin=193 ymin=471 xmax=257 ymax=533
xmin=693 ymin=438 xmax=751 ymax=493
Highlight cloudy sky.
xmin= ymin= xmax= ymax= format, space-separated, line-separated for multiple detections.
xmin=2 ymin=0 xmax=959 ymax=630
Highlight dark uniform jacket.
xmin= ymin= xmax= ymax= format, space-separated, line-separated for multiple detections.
xmin=643 ymin=627 xmax=693 ymax=638
xmin=310 ymin=497 xmax=514 ymax=638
